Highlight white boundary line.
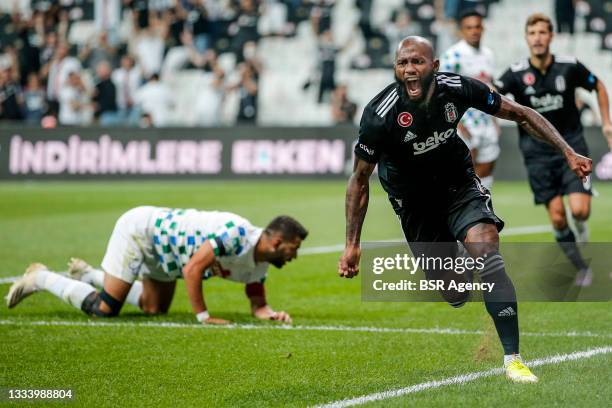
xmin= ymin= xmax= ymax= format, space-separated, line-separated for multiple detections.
xmin=314 ymin=346 xmax=612 ymax=408
xmin=0 ymin=224 xmax=552 ymax=284
xmin=0 ymin=319 xmax=609 ymax=339
xmin=300 ymin=224 xmax=552 ymax=255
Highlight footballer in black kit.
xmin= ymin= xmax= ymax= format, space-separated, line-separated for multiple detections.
xmin=496 ymin=51 xmax=598 ymax=204
xmin=355 ymin=73 xmax=503 ymax=242
xmin=339 ymin=36 xmax=592 ymax=383
xmin=496 ymin=13 xmax=612 ymax=286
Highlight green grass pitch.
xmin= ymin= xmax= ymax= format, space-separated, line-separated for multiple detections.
xmin=1 ymin=180 xmax=611 ymax=407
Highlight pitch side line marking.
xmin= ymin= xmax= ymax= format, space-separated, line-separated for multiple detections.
xmin=314 ymin=346 xmax=612 ymax=408
xmin=298 ymin=224 xmax=552 ymax=255
xmin=0 ymin=224 xmax=553 ymax=284
xmin=0 ymin=320 xmax=610 ymax=339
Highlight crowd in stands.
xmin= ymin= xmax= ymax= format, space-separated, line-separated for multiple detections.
xmin=0 ymin=0 xmax=609 ymax=127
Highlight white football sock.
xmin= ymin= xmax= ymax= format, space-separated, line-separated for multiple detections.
xmin=35 ymin=270 xmax=96 ymax=310
xmin=504 ymin=353 xmax=522 ymax=367
xmin=572 ymin=217 xmax=589 ymax=242
xmin=125 ymin=281 xmax=143 ymax=307
xmin=480 ymin=175 xmax=494 ymax=190
xmin=76 ymin=267 xmax=142 ymax=308
xmin=80 ymin=268 xmax=105 ymax=288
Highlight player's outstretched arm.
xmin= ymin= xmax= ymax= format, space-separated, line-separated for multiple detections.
xmin=246 ymin=282 xmax=292 ymax=324
xmin=494 ymin=96 xmax=592 ymax=180
xmin=183 ymin=241 xmax=230 ymax=325
xmin=339 ymin=157 xmax=376 ymax=279
xmin=595 ymin=79 xmax=612 ymax=148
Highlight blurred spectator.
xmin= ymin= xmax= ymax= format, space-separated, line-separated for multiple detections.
xmin=229 ymin=63 xmax=259 ymax=124
xmin=229 ymin=0 xmax=260 ymax=61
xmin=95 ymin=0 xmax=122 ymax=45
xmin=186 ymin=2 xmax=212 ymax=53
xmin=383 ymin=9 xmax=421 ymax=57
xmin=93 ymin=61 xmax=120 ymax=126
xmin=555 ymin=0 xmax=576 ymax=34
xmin=79 ymin=32 xmax=119 ymax=70
xmin=127 ymin=0 xmax=151 ymax=31
xmin=330 ymin=84 xmax=356 ymax=125
xmin=58 ymin=71 xmax=92 ymax=126
xmin=0 ymin=46 xmax=21 ymax=84
xmin=180 ymin=30 xmax=219 ymax=71
xmin=13 ymin=14 xmax=41 ymax=84
xmin=259 ymin=0 xmax=292 ymax=37
xmin=46 ymin=42 xmax=82 ymax=115
xmin=134 ymin=73 xmax=173 ymax=127
xmin=39 ymin=31 xmax=59 ymax=71
xmin=23 ymin=72 xmax=46 ymax=124
xmin=242 ymin=41 xmax=263 ymax=78
xmin=140 ymin=112 xmax=154 ymax=128
xmin=56 ymin=8 xmax=71 ymax=42
xmin=0 ymin=66 xmax=24 ymax=120
xmin=195 ymin=66 xmax=226 ymax=126
xmin=309 ymin=0 xmax=335 ymax=35
xmin=130 ymin=12 xmax=167 ymax=78
xmin=163 ymin=7 xmax=187 ymax=49
xmin=306 ymin=29 xmax=350 ymax=103
xmin=112 ymin=55 xmax=142 ymax=126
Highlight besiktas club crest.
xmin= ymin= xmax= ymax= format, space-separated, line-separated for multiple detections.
xmin=397 ymin=112 xmax=413 ymax=127
xmin=444 ymin=103 xmax=458 ymax=123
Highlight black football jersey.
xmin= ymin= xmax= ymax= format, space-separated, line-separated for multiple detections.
xmin=354 ymin=73 xmax=501 ymax=199
xmin=496 ymin=55 xmax=598 ymax=161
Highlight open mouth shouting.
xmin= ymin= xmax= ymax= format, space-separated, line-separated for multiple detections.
xmin=405 ymin=76 xmax=423 ymax=99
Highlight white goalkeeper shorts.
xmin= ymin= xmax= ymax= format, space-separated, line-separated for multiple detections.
xmin=101 ymin=206 xmax=174 ymax=284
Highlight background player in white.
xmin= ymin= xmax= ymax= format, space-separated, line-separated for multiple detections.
xmin=7 ymin=206 xmax=308 ymax=324
xmin=441 ymin=10 xmax=500 ymax=190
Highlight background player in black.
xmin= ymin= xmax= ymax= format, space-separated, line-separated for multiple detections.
xmin=496 ymin=13 xmax=612 ymax=286
xmin=338 ymin=36 xmax=592 ymax=383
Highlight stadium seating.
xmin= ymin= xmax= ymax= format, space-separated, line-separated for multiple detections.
xmin=1 ymin=0 xmax=610 ymax=126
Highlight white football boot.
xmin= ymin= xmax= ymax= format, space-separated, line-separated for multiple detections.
xmin=67 ymin=257 xmax=94 ymax=281
xmin=575 ymin=267 xmax=593 ymax=287
xmin=5 ymin=263 xmax=47 ymax=308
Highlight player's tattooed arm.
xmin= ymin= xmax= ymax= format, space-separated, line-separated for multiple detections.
xmin=339 ymin=157 xmax=376 ymax=278
xmin=595 ymin=79 xmax=612 ymax=149
xmin=495 ymin=96 xmax=592 ymax=180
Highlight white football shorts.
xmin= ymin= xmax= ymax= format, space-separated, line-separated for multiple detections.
xmin=101 ymin=206 xmax=174 ymax=283
xmin=458 ymin=114 xmax=500 ymax=164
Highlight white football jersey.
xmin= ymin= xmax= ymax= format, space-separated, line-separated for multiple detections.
xmin=441 ymin=40 xmax=497 ymax=132
xmin=440 ymin=40 xmax=495 ymax=85
xmin=150 ymin=207 xmax=268 ymax=284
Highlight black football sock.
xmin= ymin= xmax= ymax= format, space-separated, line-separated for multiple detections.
xmin=554 ymin=227 xmax=588 ymax=270
xmin=480 ymin=252 xmax=519 ymax=355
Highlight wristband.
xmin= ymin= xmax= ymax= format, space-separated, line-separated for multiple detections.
xmin=196 ymin=310 xmax=210 ymax=323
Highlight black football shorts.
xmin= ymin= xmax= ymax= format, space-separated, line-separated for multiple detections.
xmin=525 ymin=158 xmax=592 ymax=205
xmin=388 ymin=177 xmax=504 ymax=243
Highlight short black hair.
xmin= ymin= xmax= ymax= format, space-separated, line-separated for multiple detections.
xmin=265 ymin=216 xmax=308 ymax=241
xmin=458 ymin=9 xmax=484 ymax=24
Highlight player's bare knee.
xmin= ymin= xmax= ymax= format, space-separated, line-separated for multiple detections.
xmin=549 ymin=212 xmax=567 ymax=230
xmin=464 ymin=225 xmax=499 ymax=258
xmin=571 ymin=207 xmax=589 ymax=221
xmin=141 ymin=306 xmax=160 ymax=315
xmin=140 ymin=302 xmax=167 ymax=315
